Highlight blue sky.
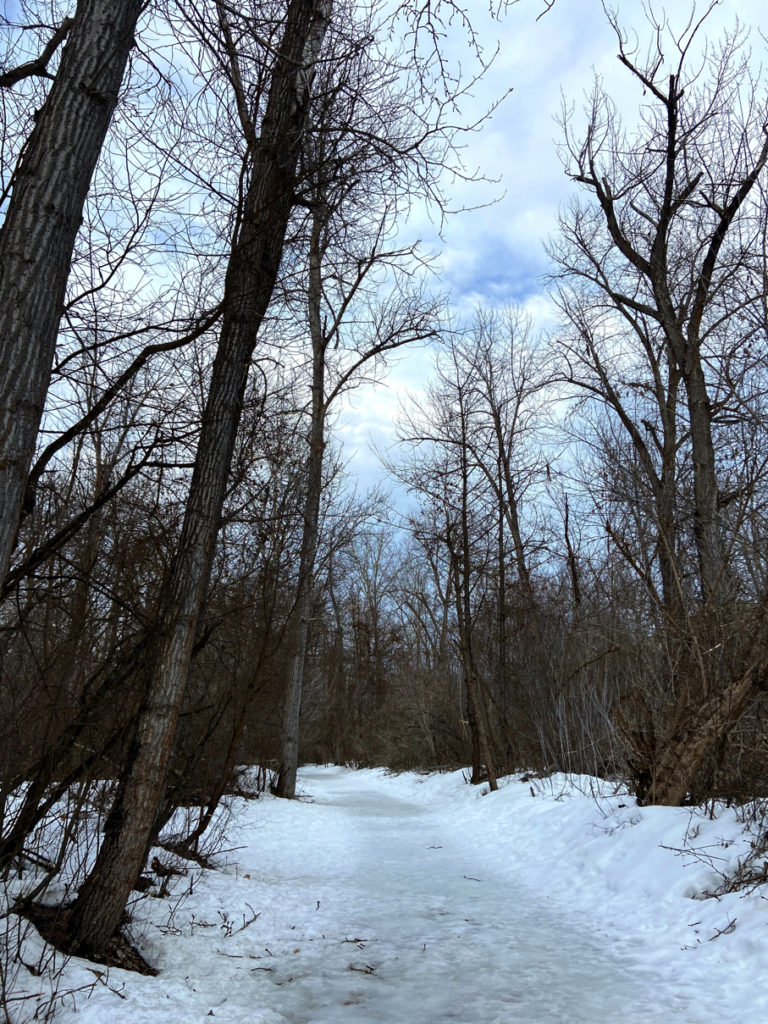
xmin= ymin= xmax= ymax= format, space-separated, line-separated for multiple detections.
xmin=4 ymin=0 xmax=764 ymax=497
xmin=340 ymin=0 xmax=768 ymax=493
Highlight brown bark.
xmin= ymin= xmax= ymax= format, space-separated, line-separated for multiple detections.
xmin=276 ymin=203 xmax=327 ymax=800
xmin=635 ymin=667 xmax=764 ymax=806
xmin=0 ymin=0 xmax=144 ymax=585
xmin=60 ymin=0 xmax=332 ymax=956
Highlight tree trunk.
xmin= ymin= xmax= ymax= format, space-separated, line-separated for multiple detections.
xmin=276 ymin=203 xmax=327 ymax=799
xmin=453 ymin=430 xmax=498 ymax=792
xmin=685 ymin=360 xmax=727 ymax=604
xmin=638 ymin=667 xmax=763 ymax=806
xmin=495 ymin=472 xmax=507 ymax=700
xmin=0 ymin=0 xmax=143 ymax=584
xmin=60 ymin=0 xmax=332 ymax=956
xmin=462 ymin=660 xmax=498 ymax=790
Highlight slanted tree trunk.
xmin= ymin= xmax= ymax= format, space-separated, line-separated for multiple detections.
xmin=635 ymin=666 xmax=764 ymax=806
xmin=0 ymin=0 xmax=144 ymax=584
xmin=61 ymin=0 xmax=332 ymax=957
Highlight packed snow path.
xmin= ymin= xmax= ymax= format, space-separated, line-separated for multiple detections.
xmin=49 ymin=766 xmax=766 ymax=1024
xmin=237 ymin=767 xmax=681 ymax=1024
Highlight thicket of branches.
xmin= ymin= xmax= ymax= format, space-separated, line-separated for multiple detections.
xmin=2 ymin=0 xmax=768 ymax=1013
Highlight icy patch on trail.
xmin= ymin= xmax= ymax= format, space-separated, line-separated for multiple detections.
xmin=10 ymin=766 xmax=768 ymax=1023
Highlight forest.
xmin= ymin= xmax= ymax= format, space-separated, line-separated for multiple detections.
xmin=2 ymin=0 xmax=768 ymax=1008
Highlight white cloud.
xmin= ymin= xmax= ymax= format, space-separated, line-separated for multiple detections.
xmin=339 ymin=0 xmax=768 ymax=485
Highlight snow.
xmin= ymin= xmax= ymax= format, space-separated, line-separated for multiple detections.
xmin=7 ymin=766 xmax=768 ymax=1023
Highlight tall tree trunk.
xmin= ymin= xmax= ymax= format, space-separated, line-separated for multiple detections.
xmin=685 ymin=361 xmax=726 ymax=604
xmin=0 ymin=0 xmax=143 ymax=584
xmin=453 ymin=431 xmax=498 ymax=792
xmin=652 ymin=358 xmax=682 ymax=623
xmin=495 ymin=468 xmax=507 ymax=700
xmin=61 ymin=0 xmax=332 ymax=956
xmin=276 ymin=204 xmax=327 ymax=799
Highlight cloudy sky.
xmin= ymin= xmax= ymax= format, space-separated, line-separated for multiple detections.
xmin=338 ymin=0 xmax=768 ymax=492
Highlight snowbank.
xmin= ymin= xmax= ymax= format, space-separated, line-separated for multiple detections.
xmin=4 ymin=767 xmax=767 ymax=1023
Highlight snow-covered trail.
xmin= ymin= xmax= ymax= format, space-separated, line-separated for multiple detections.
xmin=248 ymin=766 xmax=680 ymax=1024
xmin=47 ymin=766 xmax=764 ymax=1024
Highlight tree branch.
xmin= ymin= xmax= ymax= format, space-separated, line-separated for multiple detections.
xmin=0 ymin=18 xmax=74 ymax=88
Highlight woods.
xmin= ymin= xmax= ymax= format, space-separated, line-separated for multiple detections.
xmin=2 ymin=0 xmax=768 ymax=1011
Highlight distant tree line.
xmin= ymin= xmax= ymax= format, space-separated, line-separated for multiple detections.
xmin=1 ymin=0 xmax=767 ymax=995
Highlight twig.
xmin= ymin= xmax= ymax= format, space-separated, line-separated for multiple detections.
xmin=708 ymin=918 xmax=737 ymax=941
xmin=349 ymin=962 xmax=377 ymax=974
xmin=87 ymin=969 xmax=127 ymax=1000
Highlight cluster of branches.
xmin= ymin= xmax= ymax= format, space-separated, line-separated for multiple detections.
xmin=3 ymin=0 xmax=768 ymax=1005
xmin=0 ymin=0 xmax=516 ymax=990
xmin=373 ymin=7 xmax=768 ymax=811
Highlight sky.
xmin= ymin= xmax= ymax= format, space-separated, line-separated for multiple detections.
xmin=338 ymin=0 xmax=768 ymax=495
xmin=4 ymin=0 xmax=763 ymax=504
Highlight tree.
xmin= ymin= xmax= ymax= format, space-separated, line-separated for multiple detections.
xmin=274 ymin=208 xmax=438 ymax=797
xmin=60 ymin=0 xmax=333 ymax=956
xmin=273 ymin=0 xmax=501 ymax=795
xmin=395 ymin=343 xmax=502 ymax=789
xmin=551 ymin=7 xmax=768 ymax=803
xmin=554 ymin=8 xmax=768 ymax=607
xmin=0 ymin=0 xmax=145 ymax=584
xmin=0 ymin=0 xmax=550 ymax=963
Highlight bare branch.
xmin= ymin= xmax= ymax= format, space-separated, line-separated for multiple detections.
xmin=0 ymin=17 xmax=73 ymax=88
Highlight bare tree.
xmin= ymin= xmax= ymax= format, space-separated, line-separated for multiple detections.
xmin=395 ymin=346 xmax=502 ymax=789
xmin=0 ymin=0 xmax=145 ymax=583
xmin=275 ymin=223 xmax=439 ymax=797
xmin=59 ymin=0 xmax=333 ymax=956
xmin=272 ymin=0 xmax=500 ymax=795
xmin=0 ymin=0 xmax=558 ymax=961
xmin=551 ymin=7 xmax=768 ymax=803
xmin=554 ymin=8 xmax=768 ymax=607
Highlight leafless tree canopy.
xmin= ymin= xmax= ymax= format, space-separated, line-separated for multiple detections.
xmin=2 ymin=0 xmax=768 ymax=1000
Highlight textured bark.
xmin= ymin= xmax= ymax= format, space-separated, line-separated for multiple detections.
xmin=276 ymin=204 xmax=327 ymax=800
xmin=61 ymin=0 xmax=332 ymax=956
xmin=637 ymin=668 xmax=763 ymax=806
xmin=0 ymin=0 xmax=144 ymax=584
